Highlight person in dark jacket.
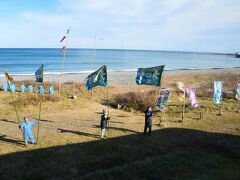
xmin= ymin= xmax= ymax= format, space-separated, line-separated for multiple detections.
xmin=100 ymin=109 xmax=110 ymax=139
xmin=144 ymin=106 xmax=153 ymax=135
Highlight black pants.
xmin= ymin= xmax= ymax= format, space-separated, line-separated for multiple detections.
xmin=144 ymin=124 xmax=152 ymax=135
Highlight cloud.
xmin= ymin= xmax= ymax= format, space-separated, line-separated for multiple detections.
xmin=0 ymin=0 xmax=240 ymax=52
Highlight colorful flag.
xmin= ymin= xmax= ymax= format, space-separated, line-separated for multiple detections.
xmin=136 ymin=65 xmax=164 ymax=86
xmin=35 ymin=64 xmax=44 ymax=83
xmin=60 ymin=36 xmax=66 ymax=43
xmin=176 ymin=82 xmax=185 ymax=92
xmin=186 ymin=88 xmax=199 ymax=108
xmin=4 ymin=71 xmax=14 ymax=83
xmin=236 ymin=83 xmax=240 ymax=100
xmin=60 ymin=46 xmax=66 ymax=52
xmin=156 ymin=89 xmax=171 ymax=111
xmin=213 ymin=81 xmax=223 ymax=105
xmin=86 ymin=65 xmax=108 ymax=90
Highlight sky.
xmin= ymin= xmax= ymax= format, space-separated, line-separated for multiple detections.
xmin=0 ymin=0 xmax=240 ymax=53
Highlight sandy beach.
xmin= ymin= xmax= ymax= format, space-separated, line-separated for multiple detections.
xmin=1 ymin=68 xmax=239 ymax=87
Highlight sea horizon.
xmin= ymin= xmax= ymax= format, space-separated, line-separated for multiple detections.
xmin=0 ymin=47 xmax=236 ymax=55
xmin=0 ymin=48 xmax=239 ymax=75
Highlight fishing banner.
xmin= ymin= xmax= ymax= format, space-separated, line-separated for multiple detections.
xmin=4 ymin=71 xmax=15 ymax=83
xmin=176 ymin=82 xmax=185 ymax=92
xmin=86 ymin=65 xmax=108 ymax=90
xmin=236 ymin=83 xmax=240 ymax=100
xmin=186 ymin=88 xmax=199 ymax=108
xmin=35 ymin=64 xmax=44 ymax=83
xmin=176 ymin=82 xmax=186 ymax=101
xmin=213 ymin=81 xmax=223 ymax=105
xmin=136 ymin=65 xmax=164 ymax=86
xmin=156 ymin=89 xmax=170 ymax=111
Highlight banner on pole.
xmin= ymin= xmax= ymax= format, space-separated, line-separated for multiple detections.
xmin=186 ymin=87 xmax=199 ymax=108
xmin=176 ymin=82 xmax=185 ymax=92
xmin=86 ymin=65 xmax=108 ymax=90
xmin=136 ymin=65 xmax=164 ymax=86
xmin=156 ymin=89 xmax=170 ymax=111
xmin=35 ymin=64 xmax=44 ymax=83
xmin=213 ymin=81 xmax=223 ymax=105
xmin=236 ymin=83 xmax=240 ymax=100
xmin=4 ymin=71 xmax=15 ymax=83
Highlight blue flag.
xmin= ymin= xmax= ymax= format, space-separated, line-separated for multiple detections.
xmin=86 ymin=65 xmax=108 ymax=90
xmin=213 ymin=81 xmax=223 ymax=105
xmin=35 ymin=64 xmax=44 ymax=83
xmin=136 ymin=65 xmax=164 ymax=86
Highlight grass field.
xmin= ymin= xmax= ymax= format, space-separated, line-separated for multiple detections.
xmin=0 ymin=72 xmax=239 ymax=179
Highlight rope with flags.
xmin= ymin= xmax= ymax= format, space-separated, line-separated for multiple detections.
xmin=59 ymin=26 xmax=71 ymax=95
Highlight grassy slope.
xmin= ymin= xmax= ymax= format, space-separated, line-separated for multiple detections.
xmin=0 ymin=72 xmax=239 ymax=179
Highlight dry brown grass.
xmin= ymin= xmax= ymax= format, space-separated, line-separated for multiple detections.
xmin=114 ymin=90 xmax=158 ymax=112
xmin=13 ymin=94 xmax=61 ymax=107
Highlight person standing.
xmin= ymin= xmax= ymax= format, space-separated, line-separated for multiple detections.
xmin=19 ymin=116 xmax=38 ymax=146
xmin=100 ymin=109 xmax=110 ymax=139
xmin=144 ymin=106 xmax=153 ymax=135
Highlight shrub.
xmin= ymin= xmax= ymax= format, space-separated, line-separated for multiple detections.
xmin=114 ymin=90 xmax=157 ymax=112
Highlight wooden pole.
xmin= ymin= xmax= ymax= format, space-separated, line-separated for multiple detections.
xmin=59 ymin=32 xmax=69 ymax=95
xmin=73 ymin=81 xmax=76 ymax=95
xmin=159 ymin=110 xmax=165 ymax=127
xmin=3 ymin=72 xmax=24 ymax=143
xmin=107 ymin=86 xmax=110 ymax=138
xmin=181 ymin=91 xmax=186 ymax=122
xmin=36 ymin=93 xmax=42 ymax=144
xmin=90 ymin=36 xmax=97 ymax=99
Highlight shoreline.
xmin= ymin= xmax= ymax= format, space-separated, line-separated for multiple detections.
xmin=0 ymin=68 xmax=239 ymax=86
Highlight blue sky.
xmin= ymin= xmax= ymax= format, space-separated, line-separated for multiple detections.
xmin=0 ymin=0 xmax=240 ymax=53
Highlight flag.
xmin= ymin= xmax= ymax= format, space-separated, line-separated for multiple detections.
xmin=60 ymin=46 xmax=66 ymax=52
xmin=176 ymin=82 xmax=185 ymax=92
xmin=4 ymin=71 xmax=14 ymax=83
xmin=213 ymin=81 xmax=223 ymax=105
xmin=186 ymin=88 xmax=199 ymax=108
xmin=60 ymin=36 xmax=66 ymax=43
xmin=156 ymin=89 xmax=170 ymax=111
xmin=86 ymin=65 xmax=108 ymax=90
xmin=136 ymin=65 xmax=164 ymax=86
xmin=35 ymin=64 xmax=44 ymax=83
xmin=236 ymin=83 xmax=240 ymax=100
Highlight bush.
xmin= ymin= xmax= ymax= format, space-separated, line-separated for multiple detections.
xmin=114 ymin=90 xmax=157 ymax=112
xmin=13 ymin=94 xmax=61 ymax=107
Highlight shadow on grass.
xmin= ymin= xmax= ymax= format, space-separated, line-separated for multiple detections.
xmin=0 ymin=128 xmax=239 ymax=179
xmin=0 ymin=119 xmax=17 ymax=124
xmin=58 ymin=128 xmax=100 ymax=139
xmin=0 ymin=134 xmax=24 ymax=146
xmin=92 ymin=125 xmax=140 ymax=134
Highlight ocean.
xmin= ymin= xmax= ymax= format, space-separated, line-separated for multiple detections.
xmin=0 ymin=48 xmax=239 ymax=75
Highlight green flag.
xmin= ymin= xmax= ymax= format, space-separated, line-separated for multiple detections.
xmin=86 ymin=65 xmax=108 ymax=90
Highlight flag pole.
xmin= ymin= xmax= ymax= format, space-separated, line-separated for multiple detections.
xmin=90 ymin=36 xmax=96 ymax=98
xmin=107 ymin=85 xmax=110 ymax=138
xmin=181 ymin=91 xmax=186 ymax=122
xmin=36 ymin=91 xmax=43 ymax=144
xmin=3 ymin=71 xmax=24 ymax=142
xmin=59 ymin=28 xmax=70 ymax=95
